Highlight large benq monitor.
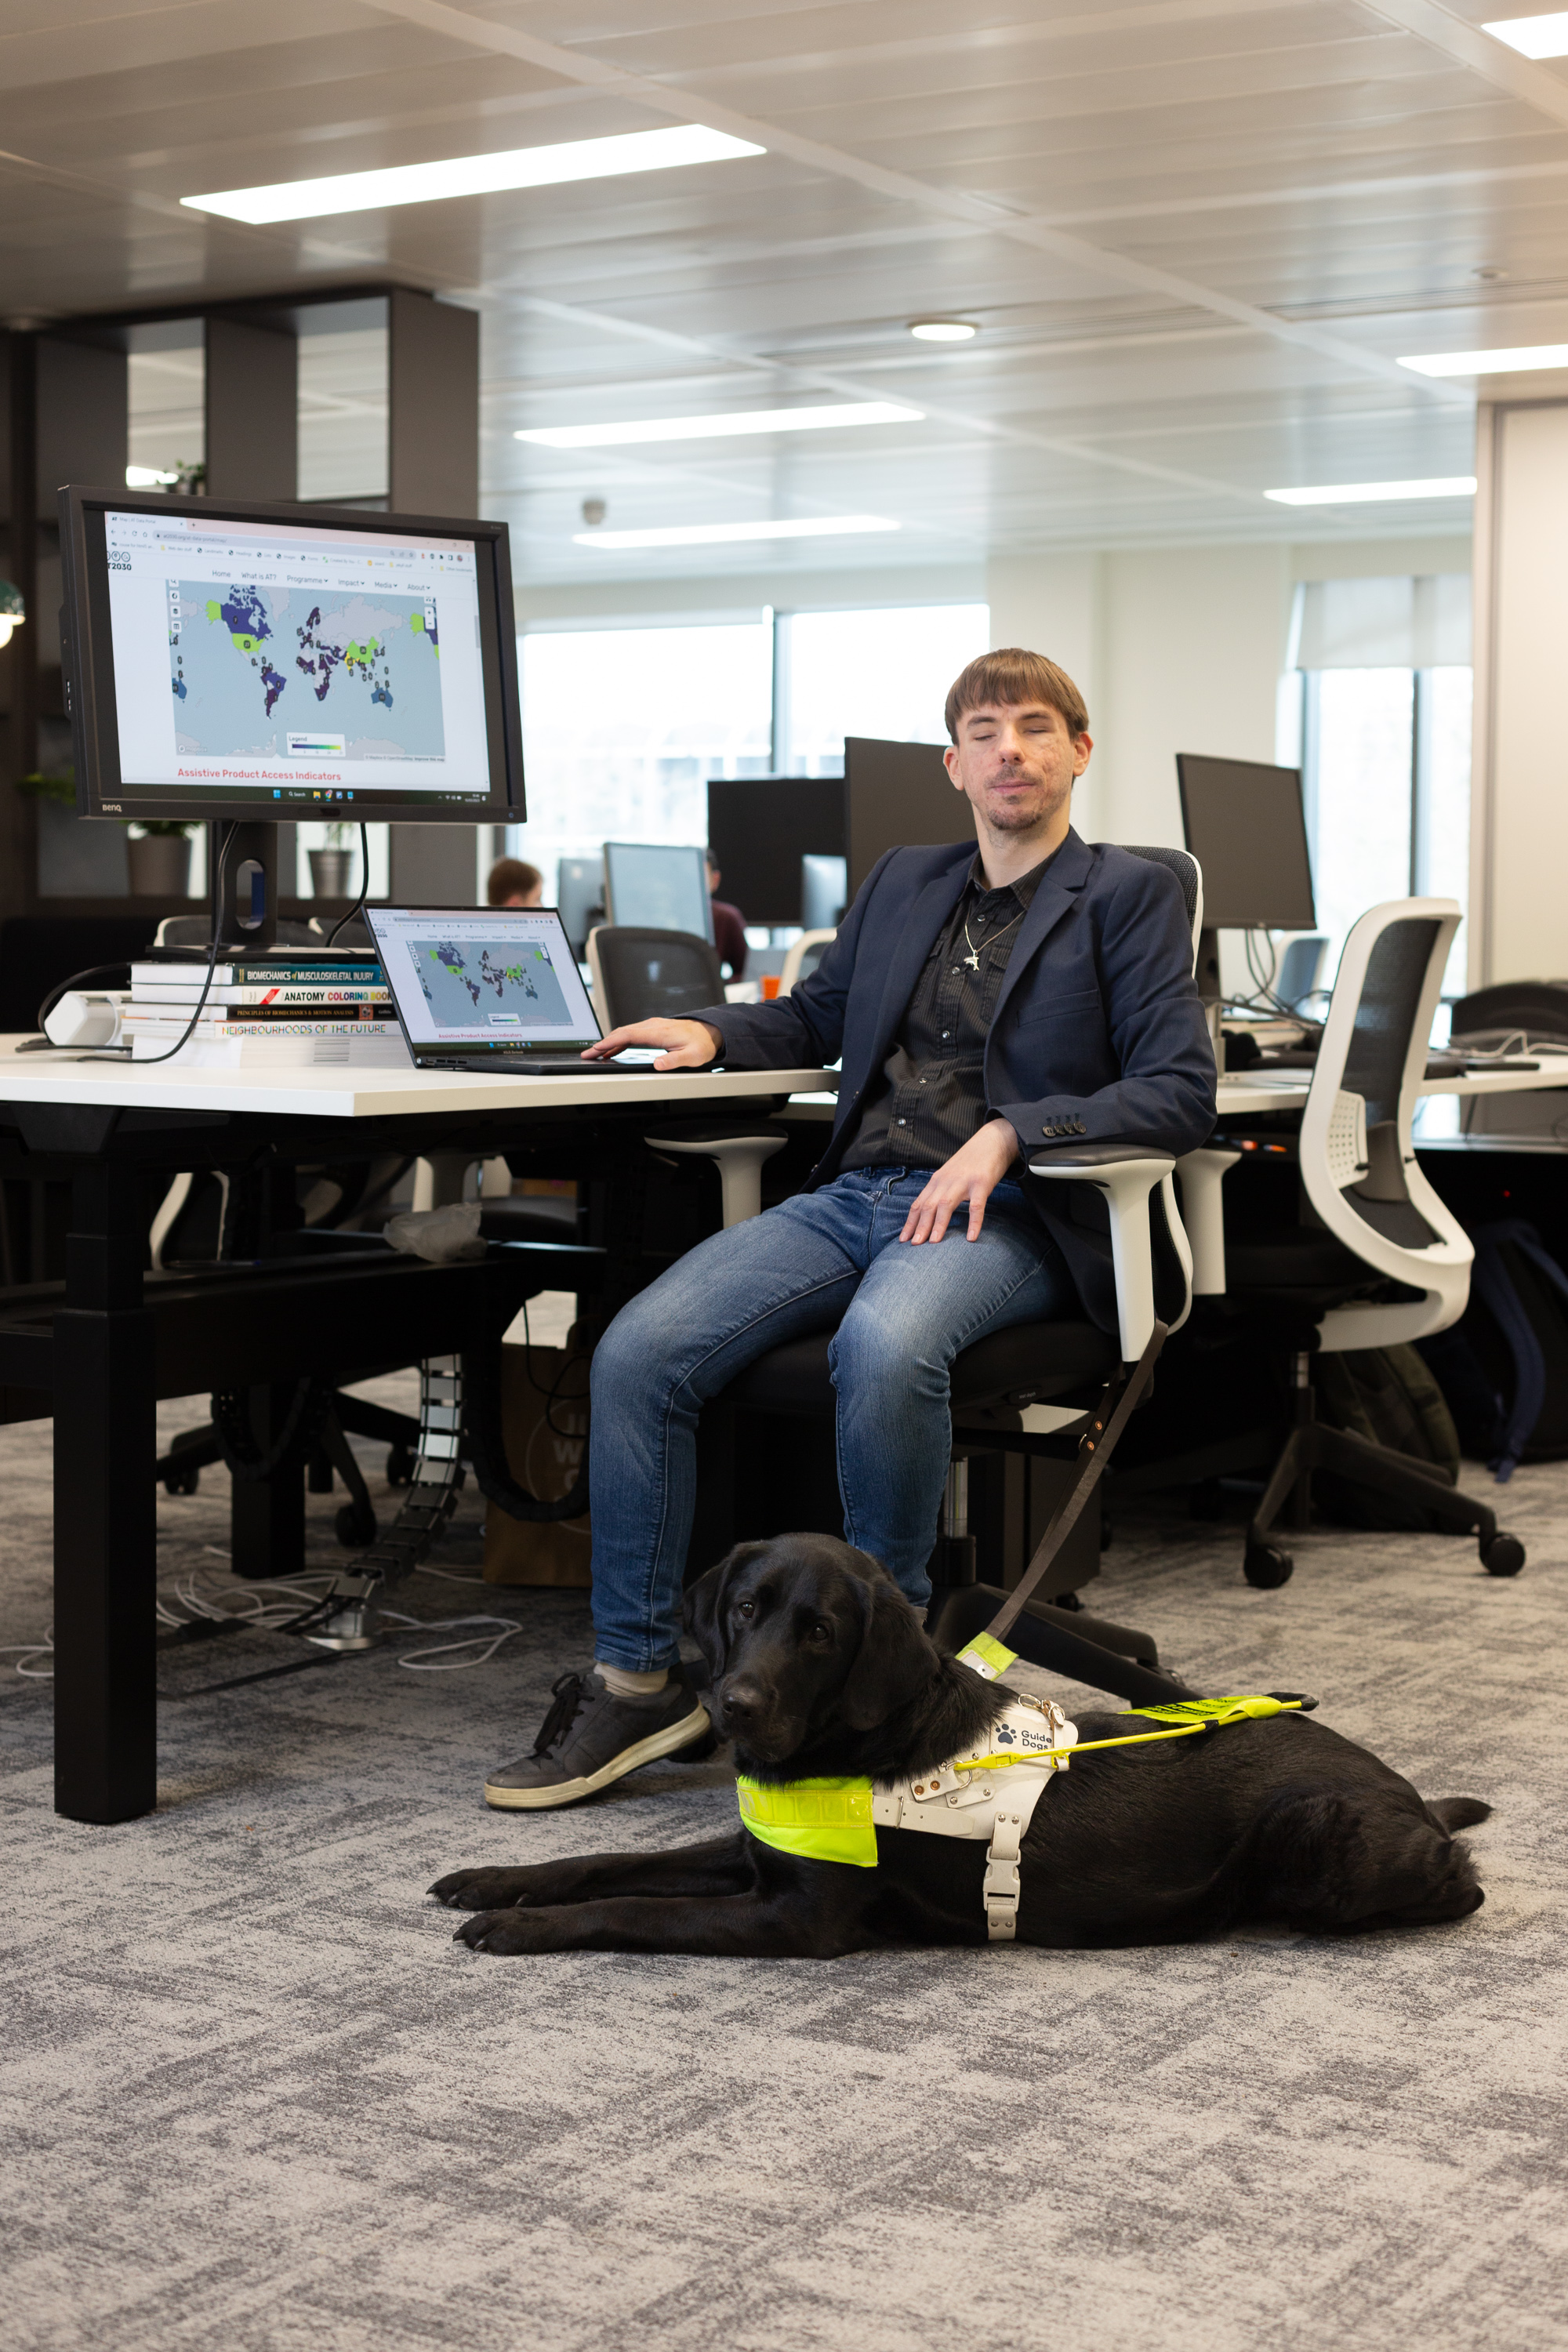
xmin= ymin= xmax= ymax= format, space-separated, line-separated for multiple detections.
xmin=601 ymin=842 xmax=713 ymax=943
xmin=59 ymin=485 xmax=523 ymax=828
xmin=1175 ymin=753 xmax=1316 ymax=931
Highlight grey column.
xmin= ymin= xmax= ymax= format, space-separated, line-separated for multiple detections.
xmin=205 ymin=315 xmax=297 ymax=502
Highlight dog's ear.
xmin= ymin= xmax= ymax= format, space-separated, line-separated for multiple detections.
xmin=838 ymin=1571 xmax=938 ymax=1732
xmin=683 ymin=1542 xmax=766 ymax=1673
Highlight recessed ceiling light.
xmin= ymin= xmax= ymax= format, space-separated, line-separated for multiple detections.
xmin=1265 ymin=477 xmax=1476 ymax=505
xmin=183 ymin=124 xmax=764 ymax=225
xmin=1399 ymin=342 xmax=1568 ymax=376
xmin=908 ymin=320 xmax=978 ymax=342
xmin=519 ymin=401 xmax=921 ymax=448
xmin=1483 ymin=11 xmax=1568 ymax=58
xmin=573 ymin=515 xmax=900 ymax=548
xmin=125 ymin=465 xmax=180 ymax=488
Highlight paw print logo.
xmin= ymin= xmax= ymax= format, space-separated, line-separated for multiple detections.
xmin=995 ymin=1725 xmax=1018 ymax=1746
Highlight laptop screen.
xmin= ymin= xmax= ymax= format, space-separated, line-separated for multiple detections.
xmin=368 ymin=906 xmax=602 ymax=1052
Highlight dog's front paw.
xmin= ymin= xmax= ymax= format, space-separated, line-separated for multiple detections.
xmin=455 ymin=1907 xmax=545 ymax=1955
xmin=429 ymin=1867 xmax=535 ymax=1911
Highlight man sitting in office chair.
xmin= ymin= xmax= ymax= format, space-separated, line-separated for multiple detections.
xmin=483 ymin=648 xmax=1217 ymax=1810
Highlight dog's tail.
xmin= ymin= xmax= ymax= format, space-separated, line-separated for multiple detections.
xmin=1428 ymin=1796 xmax=1492 ymax=1833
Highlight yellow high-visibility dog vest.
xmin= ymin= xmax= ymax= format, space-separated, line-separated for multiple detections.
xmin=735 ymin=1638 xmax=1308 ymax=1943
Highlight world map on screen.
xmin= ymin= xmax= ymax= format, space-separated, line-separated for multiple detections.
xmin=168 ymin=581 xmax=445 ymax=758
xmin=418 ymin=940 xmax=575 ymax=1031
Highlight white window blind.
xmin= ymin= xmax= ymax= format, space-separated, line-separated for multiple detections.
xmin=1292 ymin=574 xmax=1470 ymax=672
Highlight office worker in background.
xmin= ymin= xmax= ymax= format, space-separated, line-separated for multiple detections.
xmin=482 ymin=648 xmax=1216 ymax=1811
xmin=488 ymin=856 xmax=543 ymax=909
xmin=706 ymin=849 xmax=748 ymax=978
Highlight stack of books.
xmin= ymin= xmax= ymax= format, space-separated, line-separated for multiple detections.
xmin=122 ymin=949 xmax=411 ymax=1068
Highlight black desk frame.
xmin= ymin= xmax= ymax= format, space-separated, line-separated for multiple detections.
xmin=0 ymin=1091 xmax=793 ymax=1828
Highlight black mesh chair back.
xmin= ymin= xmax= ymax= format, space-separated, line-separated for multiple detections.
xmin=589 ymin=927 xmax=725 ymax=1027
xmin=1120 ymin=844 xmax=1203 ymax=964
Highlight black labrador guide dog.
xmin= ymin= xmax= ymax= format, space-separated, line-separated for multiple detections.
xmin=432 ymin=1536 xmax=1489 ymax=1957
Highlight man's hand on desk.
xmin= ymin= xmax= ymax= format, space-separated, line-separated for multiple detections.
xmin=583 ymin=1018 xmax=724 ymax=1070
xmin=899 ymin=1116 xmax=1020 ymax=1247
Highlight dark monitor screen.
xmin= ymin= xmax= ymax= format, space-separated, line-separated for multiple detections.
xmin=1175 ymin=753 xmax=1316 ymax=931
xmin=59 ymin=484 xmax=524 ymax=825
xmin=555 ymin=855 xmax=604 ymax=957
xmin=706 ymin=776 xmax=846 ymax=927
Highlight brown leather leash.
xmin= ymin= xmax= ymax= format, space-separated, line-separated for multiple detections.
xmin=981 ymin=1319 xmax=1169 ymax=1646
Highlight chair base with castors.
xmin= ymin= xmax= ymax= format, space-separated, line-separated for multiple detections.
xmin=1242 ymin=1407 xmax=1526 ymax=1588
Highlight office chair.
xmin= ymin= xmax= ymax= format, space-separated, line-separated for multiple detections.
xmin=692 ymin=845 xmax=1209 ymax=1706
xmin=1197 ymin=896 xmax=1524 ymax=1586
xmin=779 ymin=929 xmax=836 ymax=994
xmin=588 ymin=923 xmax=788 ymax=1228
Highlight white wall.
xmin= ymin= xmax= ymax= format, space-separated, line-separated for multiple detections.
xmin=1472 ymin=399 xmax=1568 ymax=987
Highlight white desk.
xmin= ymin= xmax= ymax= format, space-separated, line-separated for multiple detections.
xmin=0 ymin=1036 xmax=836 ymax=1120
xmin=1214 ymin=1051 xmax=1568 ymax=1120
xmin=0 ymin=1041 xmax=835 ymax=1828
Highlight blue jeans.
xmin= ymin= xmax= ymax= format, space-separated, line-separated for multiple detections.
xmin=586 ymin=1167 xmax=1076 ymax=1670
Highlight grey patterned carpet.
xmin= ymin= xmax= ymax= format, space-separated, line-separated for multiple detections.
xmin=2 ymin=1381 xmax=1564 ymax=2352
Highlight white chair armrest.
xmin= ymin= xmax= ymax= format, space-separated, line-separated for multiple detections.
xmin=645 ymin=1131 xmax=786 ymax=1226
xmin=1027 ymin=1148 xmax=1177 ymax=1363
xmin=1174 ymin=1146 xmax=1241 ymax=1296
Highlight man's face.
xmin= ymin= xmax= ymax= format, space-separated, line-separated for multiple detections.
xmin=943 ymin=699 xmax=1091 ymax=837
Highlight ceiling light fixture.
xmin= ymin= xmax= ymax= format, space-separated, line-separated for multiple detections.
xmin=1265 ymin=477 xmax=1476 ymax=505
xmin=908 ymin=320 xmax=978 ymax=342
xmin=1399 ymin=342 xmax=1568 ymax=376
xmin=519 ymin=401 xmax=920 ymax=448
xmin=574 ymin=515 xmax=900 ymax=549
xmin=1482 ymin=11 xmax=1568 ymax=57
xmin=183 ymin=124 xmax=764 ymax=225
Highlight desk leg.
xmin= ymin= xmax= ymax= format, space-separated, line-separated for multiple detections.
xmin=53 ymin=1168 xmax=158 ymax=1824
xmin=230 ymin=1385 xmax=307 ymax=1580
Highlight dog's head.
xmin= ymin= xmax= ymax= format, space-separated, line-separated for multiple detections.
xmin=684 ymin=1534 xmax=938 ymax=1767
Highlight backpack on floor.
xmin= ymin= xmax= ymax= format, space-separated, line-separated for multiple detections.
xmin=1418 ymin=1221 xmax=1568 ymax=1480
xmin=1311 ymin=1344 xmax=1461 ymax=1529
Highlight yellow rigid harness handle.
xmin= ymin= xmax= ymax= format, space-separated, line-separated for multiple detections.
xmin=951 ymin=1691 xmax=1317 ymax=1773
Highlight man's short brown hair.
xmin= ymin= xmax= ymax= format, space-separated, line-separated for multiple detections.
xmin=945 ymin=648 xmax=1089 ymax=743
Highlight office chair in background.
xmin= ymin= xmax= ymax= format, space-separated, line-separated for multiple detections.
xmin=588 ymin=921 xmax=788 ymax=1226
xmin=779 ymin=929 xmax=836 ymax=994
xmin=1192 ymin=897 xmax=1525 ymax=1585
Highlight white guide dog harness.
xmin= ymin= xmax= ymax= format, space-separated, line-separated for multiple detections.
xmin=869 ymin=1687 xmax=1076 ymax=1941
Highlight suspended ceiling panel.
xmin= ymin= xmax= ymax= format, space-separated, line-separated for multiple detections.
xmin=3 ymin=0 xmax=1566 ymax=580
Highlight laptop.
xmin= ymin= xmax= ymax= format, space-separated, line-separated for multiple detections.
xmin=367 ymin=904 xmax=672 ymax=1075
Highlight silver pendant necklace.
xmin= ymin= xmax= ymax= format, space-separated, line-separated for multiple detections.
xmin=962 ymin=902 xmax=1022 ymax=973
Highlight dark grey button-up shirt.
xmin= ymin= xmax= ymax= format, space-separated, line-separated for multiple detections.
xmin=841 ymin=848 xmax=1073 ymax=1173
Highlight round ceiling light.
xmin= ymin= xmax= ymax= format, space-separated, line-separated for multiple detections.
xmin=908 ymin=319 xmax=978 ymax=342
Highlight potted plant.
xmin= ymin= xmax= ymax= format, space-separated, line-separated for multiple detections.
xmin=308 ymin=819 xmax=356 ymax=899
xmin=19 ymin=769 xmax=131 ymax=895
xmin=126 ymin=819 xmax=197 ymax=897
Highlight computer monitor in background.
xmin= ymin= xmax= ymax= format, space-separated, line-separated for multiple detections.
xmin=706 ymin=777 xmax=846 ymax=927
xmin=556 ymin=855 xmax=605 ymax=957
xmin=1175 ymin=753 xmax=1317 ymax=1006
xmin=843 ymin=737 xmax=964 ymax=895
xmin=60 ymin=484 xmax=523 ymax=948
xmin=801 ymin=854 xmax=848 ymax=931
xmin=601 ymin=842 xmax=714 ymax=943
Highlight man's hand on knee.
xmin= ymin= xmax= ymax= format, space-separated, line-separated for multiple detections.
xmin=899 ymin=1117 xmax=1020 ymax=1245
xmin=583 ymin=1018 xmax=723 ymax=1069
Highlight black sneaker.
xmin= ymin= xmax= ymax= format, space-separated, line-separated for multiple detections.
xmin=483 ymin=1670 xmax=712 ymax=1810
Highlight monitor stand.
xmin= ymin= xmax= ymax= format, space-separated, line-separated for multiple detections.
xmin=210 ymin=819 xmax=279 ymax=953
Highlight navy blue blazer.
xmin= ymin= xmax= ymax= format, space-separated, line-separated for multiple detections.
xmin=702 ymin=829 xmax=1218 ymax=1337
